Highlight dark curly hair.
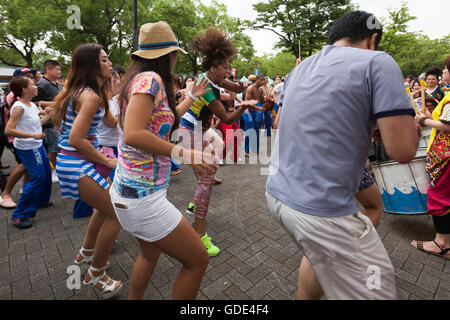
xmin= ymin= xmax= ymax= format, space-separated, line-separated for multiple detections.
xmin=192 ymin=27 xmax=237 ymax=70
xmin=425 ymin=66 xmax=442 ymax=80
xmin=445 ymin=56 xmax=450 ymax=71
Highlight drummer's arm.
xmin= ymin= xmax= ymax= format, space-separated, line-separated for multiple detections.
xmin=377 ymin=115 xmax=418 ymax=163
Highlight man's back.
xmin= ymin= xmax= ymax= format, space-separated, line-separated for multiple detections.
xmin=267 ymin=45 xmax=414 ymax=217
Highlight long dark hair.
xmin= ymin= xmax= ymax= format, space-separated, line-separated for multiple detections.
xmin=119 ymin=53 xmax=178 ymax=132
xmin=51 ymin=43 xmax=110 ymax=128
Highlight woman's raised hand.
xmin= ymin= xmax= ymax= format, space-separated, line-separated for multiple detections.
xmin=191 ymin=76 xmax=212 ymax=99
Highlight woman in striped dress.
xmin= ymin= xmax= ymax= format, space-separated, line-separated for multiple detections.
xmin=52 ymin=43 xmax=122 ymax=299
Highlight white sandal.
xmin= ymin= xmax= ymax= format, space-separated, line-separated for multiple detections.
xmin=83 ymin=266 xmax=122 ymax=300
xmin=75 ymin=247 xmax=110 ymax=270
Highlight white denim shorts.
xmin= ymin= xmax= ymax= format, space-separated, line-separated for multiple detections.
xmin=266 ymin=192 xmax=397 ymax=300
xmin=110 ymin=187 xmax=182 ymax=243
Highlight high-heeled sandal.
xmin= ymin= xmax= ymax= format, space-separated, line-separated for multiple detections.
xmin=75 ymin=247 xmax=110 ymax=270
xmin=83 ymin=266 xmax=122 ymax=300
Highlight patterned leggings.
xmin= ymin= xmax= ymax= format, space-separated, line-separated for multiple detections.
xmin=179 ymin=128 xmax=219 ymax=220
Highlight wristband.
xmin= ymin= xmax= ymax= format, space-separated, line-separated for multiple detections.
xmin=419 ymin=117 xmax=428 ymax=127
xmin=188 ymin=92 xmax=199 ymax=101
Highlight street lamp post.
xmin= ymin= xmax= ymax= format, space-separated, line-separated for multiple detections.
xmin=132 ymin=0 xmax=139 ymax=52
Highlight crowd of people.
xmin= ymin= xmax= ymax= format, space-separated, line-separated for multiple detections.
xmin=0 ymin=9 xmax=448 ymax=300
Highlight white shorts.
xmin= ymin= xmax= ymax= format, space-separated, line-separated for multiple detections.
xmin=110 ymin=187 xmax=182 ymax=243
xmin=266 ymin=192 xmax=397 ymax=300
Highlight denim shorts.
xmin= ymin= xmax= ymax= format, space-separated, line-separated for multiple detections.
xmin=43 ymin=127 xmax=60 ymax=154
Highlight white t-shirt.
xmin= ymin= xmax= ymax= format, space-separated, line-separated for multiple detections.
xmin=97 ymin=98 xmax=120 ymax=147
xmin=10 ymin=101 xmax=43 ymax=150
xmin=273 ymin=82 xmax=284 ymax=103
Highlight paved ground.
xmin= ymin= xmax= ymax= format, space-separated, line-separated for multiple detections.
xmin=0 ymin=141 xmax=449 ymax=300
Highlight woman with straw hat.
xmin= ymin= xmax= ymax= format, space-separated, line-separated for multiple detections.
xmin=111 ymin=21 xmax=216 ymax=299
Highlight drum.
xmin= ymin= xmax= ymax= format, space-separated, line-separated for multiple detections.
xmin=418 ymin=127 xmax=433 ymax=149
xmin=371 ymin=155 xmax=430 ymax=215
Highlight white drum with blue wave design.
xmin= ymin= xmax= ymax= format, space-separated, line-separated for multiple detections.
xmin=371 ymin=151 xmax=430 ymax=215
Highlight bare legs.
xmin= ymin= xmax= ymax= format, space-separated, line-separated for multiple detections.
xmin=76 ymin=176 xmax=121 ymax=291
xmin=1 ymin=164 xmax=26 ymax=198
xmin=129 ymin=216 xmax=209 ymax=300
xmin=298 ymin=256 xmax=324 ymax=300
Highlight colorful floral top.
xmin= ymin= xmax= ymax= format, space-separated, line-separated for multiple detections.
xmin=113 ymin=72 xmax=175 ymax=199
xmin=426 ymin=92 xmax=450 ymax=186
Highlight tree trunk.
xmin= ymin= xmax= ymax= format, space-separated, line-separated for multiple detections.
xmin=26 ymin=50 xmax=33 ymax=68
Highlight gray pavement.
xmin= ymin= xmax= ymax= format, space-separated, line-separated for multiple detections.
xmin=0 ymin=141 xmax=449 ymax=300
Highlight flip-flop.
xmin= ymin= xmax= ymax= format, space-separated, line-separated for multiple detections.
xmin=411 ymin=240 xmax=450 ymax=260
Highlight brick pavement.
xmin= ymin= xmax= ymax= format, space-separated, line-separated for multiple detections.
xmin=0 ymin=143 xmax=448 ymax=300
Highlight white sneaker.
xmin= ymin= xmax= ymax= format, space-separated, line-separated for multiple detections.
xmin=51 ymin=170 xmax=59 ymax=183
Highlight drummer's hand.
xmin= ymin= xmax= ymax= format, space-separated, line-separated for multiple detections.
xmin=415 ymin=113 xmax=424 ymax=125
xmin=415 ymin=111 xmax=425 ymax=122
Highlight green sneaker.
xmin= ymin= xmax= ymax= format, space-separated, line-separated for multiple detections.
xmin=201 ymin=233 xmax=220 ymax=257
xmin=186 ymin=202 xmax=195 ymax=215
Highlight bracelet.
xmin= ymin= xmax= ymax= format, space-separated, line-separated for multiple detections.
xmin=188 ymin=92 xmax=199 ymax=101
xmin=419 ymin=117 xmax=428 ymax=127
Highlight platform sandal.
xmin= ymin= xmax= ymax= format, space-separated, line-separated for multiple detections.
xmin=75 ymin=247 xmax=110 ymax=270
xmin=83 ymin=266 xmax=122 ymax=300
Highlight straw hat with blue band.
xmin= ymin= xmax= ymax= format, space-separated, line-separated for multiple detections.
xmin=132 ymin=21 xmax=187 ymax=60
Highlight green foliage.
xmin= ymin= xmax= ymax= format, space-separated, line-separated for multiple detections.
xmin=232 ymin=52 xmax=296 ymax=78
xmin=0 ymin=0 xmax=56 ymax=66
xmin=249 ymin=0 xmax=353 ymax=58
xmin=147 ymin=0 xmax=254 ymax=75
xmin=1 ymin=0 xmax=447 ymax=79
xmin=378 ymin=2 xmax=450 ymax=76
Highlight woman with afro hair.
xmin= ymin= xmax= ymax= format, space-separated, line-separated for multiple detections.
xmin=179 ymin=27 xmax=257 ymax=256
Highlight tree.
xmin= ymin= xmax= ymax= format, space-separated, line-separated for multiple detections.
xmin=378 ymin=2 xmax=417 ymax=56
xmin=263 ymin=52 xmax=297 ymax=77
xmin=0 ymin=0 xmax=56 ymax=67
xmin=248 ymin=0 xmax=353 ymax=58
xmin=232 ymin=52 xmax=297 ymax=79
xmin=148 ymin=0 xmax=254 ymax=75
xmin=378 ymin=2 xmax=450 ymax=76
xmin=46 ymin=0 xmax=150 ymax=68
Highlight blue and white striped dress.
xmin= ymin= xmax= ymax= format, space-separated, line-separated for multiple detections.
xmin=56 ymin=90 xmax=109 ymax=200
